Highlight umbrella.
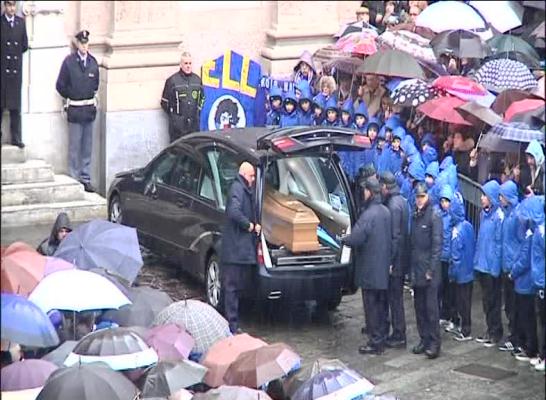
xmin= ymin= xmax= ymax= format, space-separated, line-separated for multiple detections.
xmin=469 ymin=1 xmax=524 ymax=33
xmin=432 ymin=76 xmax=488 ymax=99
xmin=312 ymin=47 xmax=352 ymax=70
xmin=522 ymin=0 xmax=545 ymax=10
xmin=491 ymin=88 xmax=543 ymax=114
xmin=487 ymin=121 xmax=545 ymax=144
xmin=531 ymin=21 xmax=545 ymax=39
xmin=193 ymin=385 xmax=273 ymax=400
xmin=292 ymin=368 xmax=374 ymax=400
xmin=504 ymin=99 xmax=545 ymax=122
xmin=2 ymin=388 xmax=42 ymax=400
xmin=202 ymin=333 xmax=268 ymax=388
xmin=456 ymin=101 xmax=503 ymax=127
xmin=418 ymin=96 xmax=472 ymax=125
xmin=144 ymin=323 xmax=195 ymax=361
xmin=139 ymin=360 xmax=207 ymax=398
xmin=323 ymin=57 xmax=363 ymax=75
xmin=54 ymin=219 xmax=143 ymax=284
xmin=478 ymin=131 xmax=522 ymax=153
xmin=533 ymin=76 xmax=545 ymax=99
xmin=101 ymin=286 xmax=173 ymax=327
xmin=415 ymin=1 xmax=486 ymax=33
xmin=390 ymin=79 xmax=446 ymax=107
xmin=356 ymin=49 xmax=425 ymax=79
xmin=43 ymin=257 xmax=75 ymax=276
xmin=64 ymin=327 xmax=158 ymax=370
xmin=510 ymin=108 xmax=545 ymax=130
xmin=1 ymin=360 xmax=57 ymax=391
xmin=223 ymin=342 xmax=301 ymax=388
xmin=474 ymin=59 xmax=538 ymax=93
xmin=335 ymin=31 xmax=378 ymax=56
xmin=376 ymin=30 xmax=437 ymax=66
xmin=430 ymin=29 xmax=490 ymax=59
xmin=1 ymin=248 xmax=46 ymax=296
xmin=36 ymin=362 xmax=139 ymax=400
xmin=487 ymin=35 xmax=540 ymax=68
xmin=2 ymin=242 xmax=36 ymax=257
xmin=334 ymin=20 xmax=378 ymax=38
xmin=88 ymin=267 xmax=131 ymax=296
xmin=28 ymin=269 xmax=131 ymax=313
xmin=153 ymin=300 xmax=231 ymax=355
xmin=1 ymin=293 xmax=59 ymax=348
xmin=41 ymin=340 xmax=78 ymax=367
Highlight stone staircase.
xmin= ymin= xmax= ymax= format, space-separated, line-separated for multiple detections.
xmin=1 ymin=145 xmax=107 ymax=227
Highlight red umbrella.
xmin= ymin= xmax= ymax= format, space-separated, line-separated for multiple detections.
xmin=145 ymin=323 xmax=195 ymax=361
xmin=335 ymin=31 xmax=378 ymax=56
xmin=432 ymin=76 xmax=488 ymax=99
xmin=504 ymin=99 xmax=545 ymax=122
xmin=418 ymin=96 xmax=472 ymax=125
xmin=1 ymin=249 xmax=47 ymax=297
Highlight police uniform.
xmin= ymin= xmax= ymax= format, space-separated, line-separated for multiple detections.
xmin=161 ymin=69 xmax=204 ymax=142
xmin=1 ymin=11 xmax=28 ymax=147
xmin=55 ymin=30 xmax=99 ymax=192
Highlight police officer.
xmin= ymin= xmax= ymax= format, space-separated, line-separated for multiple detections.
xmin=410 ymin=182 xmax=443 ymax=359
xmin=55 ymin=30 xmax=99 ymax=193
xmin=1 ymin=0 xmax=28 ymax=148
xmin=161 ymin=51 xmax=204 ymax=142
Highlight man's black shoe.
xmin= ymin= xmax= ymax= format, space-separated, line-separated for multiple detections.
xmin=13 ymin=142 xmax=25 ymax=148
xmin=412 ymin=342 xmax=426 ymax=354
xmin=83 ymin=182 xmax=95 ymax=193
xmin=425 ymin=348 xmax=440 ymax=359
xmin=385 ymin=337 xmax=407 ymax=349
xmin=358 ymin=345 xmax=384 ymax=355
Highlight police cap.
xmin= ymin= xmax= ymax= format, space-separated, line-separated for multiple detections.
xmin=75 ymin=30 xmax=90 ymax=44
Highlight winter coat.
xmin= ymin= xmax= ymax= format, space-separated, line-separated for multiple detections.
xmin=500 ymin=180 xmax=521 ymax=274
xmin=440 ymin=156 xmax=454 ymax=171
xmin=531 ymin=222 xmax=545 ymax=290
xmin=1 ymin=14 xmax=28 ymax=110
xmin=449 ymin=197 xmax=475 ymax=284
xmin=422 ymin=147 xmax=438 ymax=168
xmin=389 ymin=148 xmax=403 ymax=174
xmin=312 ymin=94 xmax=326 ymax=126
xmin=410 ymin=200 xmax=443 ymax=287
xmin=437 ymin=185 xmax=453 ymax=262
xmin=525 ymin=139 xmax=545 ymax=196
xmin=220 ymin=175 xmax=258 ymax=265
xmin=421 ymin=132 xmax=437 ymax=150
xmin=385 ymin=187 xmax=409 ymax=276
xmin=343 ymin=196 xmax=392 ymax=290
xmin=293 ymin=50 xmax=318 ymax=95
xmin=266 ymin=86 xmax=282 ymax=126
xmin=474 ymin=180 xmax=504 ymax=278
xmin=37 ymin=213 xmax=73 ymax=256
xmin=354 ymin=101 xmax=369 ymax=122
xmin=297 ymin=81 xmax=314 ymax=126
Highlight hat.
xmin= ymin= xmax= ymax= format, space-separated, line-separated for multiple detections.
xmin=362 ymin=176 xmax=381 ymax=194
xmin=414 ymin=181 xmax=428 ymax=197
xmin=75 ymin=30 xmax=90 ymax=44
xmin=379 ymin=171 xmax=398 ymax=191
xmin=358 ymin=163 xmax=376 ymax=181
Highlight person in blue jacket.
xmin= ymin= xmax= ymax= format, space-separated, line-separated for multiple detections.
xmin=448 ymin=189 xmax=476 ymax=342
xmin=353 ymin=101 xmax=369 ymax=133
xmin=312 ymin=94 xmax=326 ymax=126
xmin=321 ymin=96 xmax=339 ymax=127
xmin=422 ymin=146 xmax=438 ymax=168
xmin=425 ymin=161 xmax=440 ymax=205
xmin=530 ymin=199 xmax=545 ymax=371
xmin=439 ymin=155 xmax=454 ymax=172
xmin=389 ymin=127 xmax=405 ymax=174
xmin=421 ymin=132 xmax=437 ymax=153
xmin=279 ymin=90 xmax=299 ymax=128
xmin=375 ymin=128 xmax=391 ymax=175
xmin=363 ymin=117 xmax=381 ymax=166
xmin=474 ymin=180 xmax=504 ymax=347
xmin=340 ymin=98 xmax=354 ymax=128
xmin=383 ymin=115 xmax=402 ymax=144
xmin=266 ymin=85 xmax=282 ymax=126
xmin=296 ymin=80 xmax=313 ymax=126
xmin=498 ymin=180 xmax=521 ymax=352
xmin=509 ymin=196 xmax=544 ymax=362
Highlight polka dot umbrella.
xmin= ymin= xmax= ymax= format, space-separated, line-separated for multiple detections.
xmin=390 ymin=79 xmax=447 ymax=107
xmin=474 ymin=59 xmax=538 ymax=93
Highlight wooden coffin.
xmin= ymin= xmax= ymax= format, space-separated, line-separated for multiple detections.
xmin=262 ymin=188 xmax=320 ymax=253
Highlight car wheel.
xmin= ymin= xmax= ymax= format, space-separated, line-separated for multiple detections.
xmin=109 ymin=195 xmax=123 ymax=224
xmin=206 ymin=254 xmax=222 ymax=309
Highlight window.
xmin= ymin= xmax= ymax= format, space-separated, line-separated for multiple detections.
xmin=202 ymin=147 xmax=241 ymax=210
xmin=170 ymin=155 xmax=202 ymax=194
xmin=199 ymin=173 xmax=216 ymax=202
xmin=148 ymin=150 xmax=178 ymax=185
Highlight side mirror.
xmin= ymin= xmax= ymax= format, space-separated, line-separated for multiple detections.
xmin=133 ymin=169 xmax=145 ymax=182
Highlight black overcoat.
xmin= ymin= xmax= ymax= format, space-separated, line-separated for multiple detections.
xmin=1 ymin=14 xmax=28 ymax=110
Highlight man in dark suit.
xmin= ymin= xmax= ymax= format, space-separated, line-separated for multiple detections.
xmin=1 ymin=0 xmax=28 ymax=148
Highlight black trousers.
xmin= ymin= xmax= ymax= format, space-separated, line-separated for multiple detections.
xmin=1 ymin=109 xmax=22 ymax=145
xmin=414 ymin=284 xmax=441 ymax=351
xmin=455 ymin=281 xmax=473 ymax=336
xmin=515 ymin=293 xmax=538 ymax=357
xmin=361 ymin=289 xmax=371 ymax=332
xmin=388 ymin=274 xmax=406 ymax=340
xmin=536 ymin=292 xmax=546 ymax=359
xmin=502 ymin=273 xmax=517 ymax=344
xmin=477 ymin=271 xmax=503 ymax=341
xmin=221 ymin=263 xmax=252 ymax=333
xmin=440 ymin=261 xmax=457 ymax=322
xmin=364 ymin=289 xmax=389 ymax=350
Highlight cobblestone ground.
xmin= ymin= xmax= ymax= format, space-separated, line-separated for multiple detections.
xmin=3 ymin=224 xmax=545 ymax=399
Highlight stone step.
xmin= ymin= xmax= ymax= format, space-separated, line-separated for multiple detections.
xmin=1 ymin=145 xmax=26 ymax=164
xmin=1 ymin=193 xmax=107 ymax=227
xmin=2 ymin=160 xmax=54 ymax=184
xmin=1 ymin=174 xmax=85 ymax=206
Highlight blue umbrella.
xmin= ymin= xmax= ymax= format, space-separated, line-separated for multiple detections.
xmin=54 ymin=219 xmax=143 ymax=285
xmin=1 ymin=293 xmax=59 ymax=348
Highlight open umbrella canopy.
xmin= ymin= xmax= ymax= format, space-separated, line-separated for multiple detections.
xmin=356 ymin=49 xmax=425 ymax=79
xmin=418 ymin=96 xmax=472 ymax=125
xmin=390 ymin=79 xmax=446 ymax=107
xmin=1 ymin=360 xmax=57 ymax=392
xmin=41 ymin=340 xmax=78 ymax=367
xmin=487 ymin=121 xmax=545 ymax=144
xmin=504 ymin=99 xmax=545 ymax=122
xmin=153 ymin=300 xmax=231 ymax=355
xmin=487 ymin=35 xmax=540 ymax=68
xmin=193 ymin=385 xmax=273 ymax=400
xmin=492 ymin=88 xmax=543 ymax=114
xmin=139 ymin=360 xmax=207 ymax=398
xmin=54 ymin=219 xmax=143 ymax=285
xmin=292 ymin=368 xmax=374 ymax=400
xmin=144 ymin=323 xmax=195 ymax=361
xmin=1 ymin=293 xmax=59 ymax=348
xmin=202 ymin=333 xmax=268 ymax=388
xmin=324 ymin=56 xmax=363 ymax=75
xmin=415 ymin=1 xmax=486 ymax=33
xmin=456 ymin=101 xmax=503 ymax=127
xmin=36 ymin=362 xmax=139 ymax=400
xmin=469 ymin=1 xmax=524 ymax=33
xmin=430 ymin=29 xmax=490 ymax=59
xmin=43 ymin=257 xmax=75 ymax=276
xmin=474 ymin=59 xmax=538 ymax=93
xmin=432 ymin=76 xmax=488 ymax=99
xmin=28 ymin=269 xmax=131 ymax=313
xmin=223 ymin=342 xmax=301 ymax=389
xmin=1 ymin=247 xmax=46 ymax=297
xmin=335 ymin=30 xmax=378 ymax=56
xmin=377 ymin=29 xmax=437 ymax=65
xmin=2 ymin=242 xmax=36 ymax=257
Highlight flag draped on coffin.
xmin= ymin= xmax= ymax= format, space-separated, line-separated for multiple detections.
xmin=200 ymin=50 xmax=262 ymax=131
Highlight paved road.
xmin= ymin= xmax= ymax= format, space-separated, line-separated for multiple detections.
xmin=3 ymin=224 xmax=545 ymax=399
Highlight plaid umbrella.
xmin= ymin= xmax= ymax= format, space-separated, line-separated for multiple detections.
xmin=390 ymin=79 xmax=446 ymax=107
xmin=488 ymin=122 xmax=545 ymax=144
xmin=474 ymin=59 xmax=538 ymax=93
xmin=153 ymin=300 xmax=230 ymax=355
xmin=418 ymin=96 xmax=472 ymax=125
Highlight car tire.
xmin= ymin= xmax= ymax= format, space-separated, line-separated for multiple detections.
xmin=205 ymin=253 xmax=222 ymax=310
xmin=109 ymin=194 xmax=123 ymax=224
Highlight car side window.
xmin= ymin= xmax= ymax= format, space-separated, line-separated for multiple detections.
xmin=199 ymin=173 xmax=216 ymax=202
xmin=201 ymin=147 xmax=241 ymax=210
xmin=148 ymin=150 xmax=178 ymax=185
xmin=170 ymin=155 xmax=202 ymax=194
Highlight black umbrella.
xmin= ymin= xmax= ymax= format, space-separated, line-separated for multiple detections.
xmin=430 ymin=29 xmax=490 ymax=59
xmin=487 ymin=35 xmax=540 ymax=67
xmin=138 ymin=360 xmax=207 ymax=398
xmin=356 ymin=49 xmax=426 ymax=79
xmin=101 ymin=286 xmax=173 ymax=327
xmin=522 ymin=1 xmax=545 ymax=10
xmin=41 ymin=340 xmax=78 ymax=367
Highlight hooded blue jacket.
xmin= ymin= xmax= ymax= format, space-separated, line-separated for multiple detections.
xmin=421 ymin=132 xmax=437 ymax=150
xmin=389 ymin=147 xmax=404 ymax=174
xmin=280 ymin=91 xmax=299 ymax=128
xmin=440 ymin=156 xmax=454 ymax=171
xmin=449 ymin=195 xmax=475 ymax=284
xmin=352 ymin=101 xmax=369 ymax=132
xmin=422 ymin=147 xmax=438 ymax=168
xmin=312 ymin=94 xmax=326 ymax=126
xmin=321 ymin=96 xmax=339 ymax=127
xmin=340 ymin=98 xmax=354 ymax=128
xmin=266 ymin=85 xmax=282 ymax=126
xmin=438 ymin=184 xmax=453 ymax=262
xmin=426 ymin=161 xmax=440 ymax=180
xmin=512 ymin=196 xmax=544 ymax=295
xmin=499 ymin=180 xmax=521 ymax=274
xmin=474 ymin=180 xmax=504 ymax=277
xmin=297 ymin=80 xmax=313 ymax=126
xmin=531 ymin=221 xmax=545 ymax=290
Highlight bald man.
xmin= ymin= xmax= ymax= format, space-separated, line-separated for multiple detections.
xmin=220 ymin=161 xmax=260 ymax=333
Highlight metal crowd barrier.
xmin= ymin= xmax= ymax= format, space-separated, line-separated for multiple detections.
xmin=457 ymin=173 xmax=482 ymax=236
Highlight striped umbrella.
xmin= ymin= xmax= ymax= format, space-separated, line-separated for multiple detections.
xmin=475 ymin=59 xmax=538 ymax=93
xmin=488 ymin=122 xmax=545 ymax=144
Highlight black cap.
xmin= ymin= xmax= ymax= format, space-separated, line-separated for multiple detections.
xmin=414 ymin=181 xmax=429 ymax=197
xmin=75 ymin=30 xmax=90 ymax=44
xmin=358 ymin=163 xmax=376 ymax=180
xmin=363 ymin=176 xmax=381 ymax=194
xmin=379 ymin=171 xmax=398 ymax=191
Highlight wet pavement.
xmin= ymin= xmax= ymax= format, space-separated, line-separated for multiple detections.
xmin=2 ymin=224 xmax=545 ymax=399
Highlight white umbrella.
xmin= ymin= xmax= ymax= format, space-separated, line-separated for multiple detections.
xmin=28 ymin=269 xmax=131 ymax=313
xmin=415 ymin=1 xmax=486 ymax=33
xmin=469 ymin=1 xmax=524 ymax=33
